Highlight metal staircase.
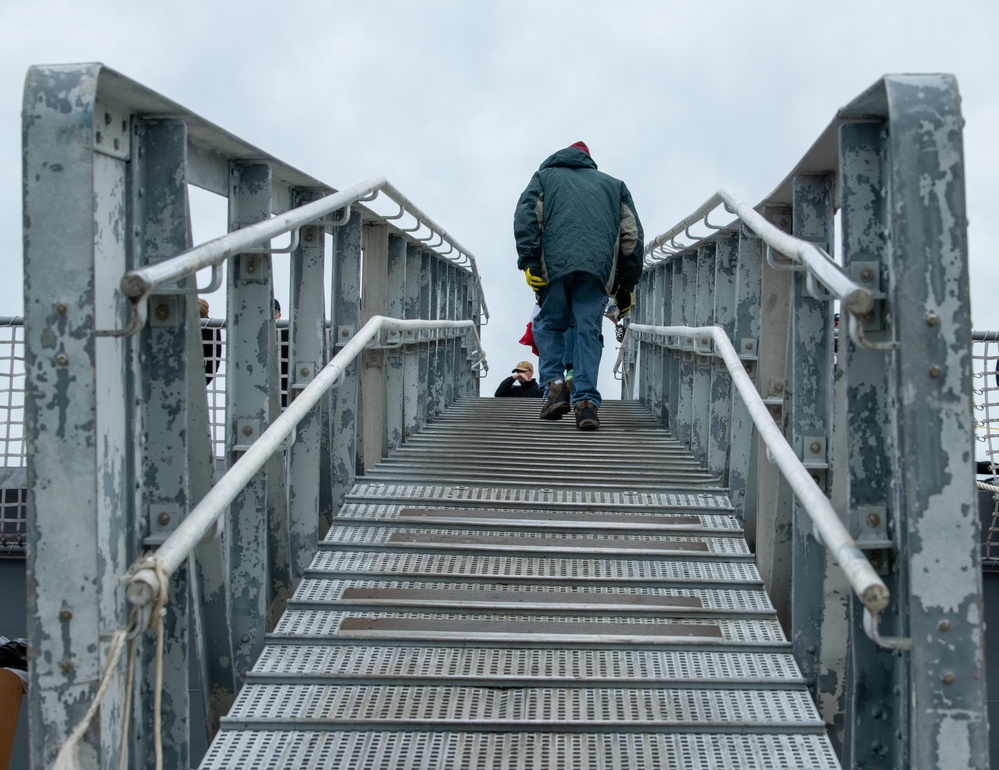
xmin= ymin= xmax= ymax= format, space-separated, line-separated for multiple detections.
xmin=199 ymin=397 xmax=840 ymax=769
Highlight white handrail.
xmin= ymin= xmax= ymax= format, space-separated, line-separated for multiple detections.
xmin=643 ymin=188 xmax=874 ymax=316
xmin=124 ymin=315 xmax=484 ymax=623
xmin=614 ymin=322 xmax=890 ymax=617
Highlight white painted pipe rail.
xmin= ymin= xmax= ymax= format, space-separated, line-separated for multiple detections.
xmin=614 ymin=322 xmax=890 ymax=617
xmin=115 ymin=176 xmax=489 ymax=335
xmin=125 ymin=315 xmax=485 ymax=623
xmin=643 ymin=188 xmax=874 ymax=316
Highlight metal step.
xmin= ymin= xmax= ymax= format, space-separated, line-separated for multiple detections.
xmin=200 ymin=398 xmax=841 ymax=769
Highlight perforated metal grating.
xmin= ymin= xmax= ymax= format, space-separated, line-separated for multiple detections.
xmin=335 ymin=502 xmax=742 ymax=530
xmin=346 ymin=484 xmax=733 ymax=511
xmin=307 ymin=550 xmax=763 ymax=584
xmin=200 ymin=730 xmax=842 ymax=770
xmin=290 ymin=578 xmax=775 ymax=614
xmin=251 ymin=644 xmax=804 ymax=686
xmin=323 ymin=525 xmax=751 ymax=556
xmin=271 ymin=609 xmax=788 ymax=644
xmin=222 ymin=683 xmax=823 ymax=728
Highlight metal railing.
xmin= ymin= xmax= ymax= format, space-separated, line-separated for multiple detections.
xmin=617 ymin=74 xmax=987 ymax=770
xmin=22 ymin=62 xmax=489 ymax=769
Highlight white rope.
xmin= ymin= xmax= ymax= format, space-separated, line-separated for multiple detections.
xmin=51 ymin=628 xmax=129 ymax=770
xmin=977 ymin=480 xmax=999 ymax=494
xmin=52 ymin=557 xmax=170 ymax=770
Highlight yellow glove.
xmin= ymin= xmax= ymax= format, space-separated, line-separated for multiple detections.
xmin=524 ymin=267 xmax=546 ymax=291
xmin=615 ymin=289 xmax=634 ymax=319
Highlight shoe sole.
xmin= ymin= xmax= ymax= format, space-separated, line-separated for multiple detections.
xmin=540 ymin=401 xmax=571 ymax=420
xmin=576 ymin=419 xmax=599 ymax=431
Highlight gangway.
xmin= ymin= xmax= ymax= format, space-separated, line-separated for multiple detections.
xmin=17 ymin=64 xmax=990 ymax=770
xmin=201 ymin=397 xmax=838 ymax=769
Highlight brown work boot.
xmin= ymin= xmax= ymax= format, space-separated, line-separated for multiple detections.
xmin=574 ymin=399 xmax=600 ymax=431
xmin=540 ymin=381 xmax=571 ymax=420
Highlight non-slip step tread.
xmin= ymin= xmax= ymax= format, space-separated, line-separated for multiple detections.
xmin=307 ymin=550 xmax=762 ymax=584
xmin=290 ymin=578 xmax=775 ymax=614
xmin=199 ymin=729 xmax=842 ymax=770
xmin=322 ymin=525 xmax=751 ymax=557
xmin=221 ymin=683 xmax=825 ymax=730
xmin=271 ymin=609 xmax=788 ymax=645
xmin=250 ymin=644 xmax=805 ymax=687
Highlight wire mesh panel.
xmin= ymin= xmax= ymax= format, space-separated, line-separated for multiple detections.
xmin=973 ymin=333 xmax=999 ymax=569
xmin=0 ymin=319 xmax=26 ymax=556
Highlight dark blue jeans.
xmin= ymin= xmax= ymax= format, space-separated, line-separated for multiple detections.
xmin=533 ymin=271 xmax=606 ymax=407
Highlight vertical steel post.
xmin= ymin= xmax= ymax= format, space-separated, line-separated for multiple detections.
xmin=883 ymin=75 xmax=988 ymax=769
xmin=361 ymin=223 xmax=389 ymax=470
xmin=754 ymin=205 xmax=794 ymax=629
xmin=839 ymin=118 xmax=907 ymax=769
xmin=729 ymin=233 xmax=764 ymax=545
xmin=385 ymin=235 xmax=407 ymax=449
xmin=403 ymin=244 xmax=424 ymax=438
xmin=708 ymin=235 xmax=739 ymax=479
xmin=132 ymin=118 xmax=195 ymax=769
xmin=287 ymin=190 xmax=328 ymax=583
xmin=225 ymin=161 xmax=274 ymax=681
xmin=330 ymin=211 xmax=362 ymax=511
xmin=675 ymin=253 xmax=696 ymax=450
xmin=691 ymin=245 xmax=715 ymax=466
xmin=787 ymin=174 xmax=846 ymax=747
xmin=24 ymin=65 xmax=131 ymax=769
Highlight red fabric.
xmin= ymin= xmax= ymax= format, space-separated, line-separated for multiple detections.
xmin=519 ymin=321 xmax=539 ymax=357
xmin=569 ymin=140 xmax=590 ymax=156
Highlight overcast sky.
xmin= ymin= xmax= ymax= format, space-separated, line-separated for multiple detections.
xmin=3 ymin=0 xmax=997 ymax=399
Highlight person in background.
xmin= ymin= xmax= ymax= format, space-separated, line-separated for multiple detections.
xmin=495 ymin=360 xmax=542 ymax=398
xmin=514 ymin=140 xmax=643 ymax=430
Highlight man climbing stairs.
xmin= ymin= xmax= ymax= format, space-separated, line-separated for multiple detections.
xmin=199 ymin=398 xmax=840 ymax=769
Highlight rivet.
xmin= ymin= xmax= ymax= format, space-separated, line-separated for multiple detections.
xmin=809 ymin=441 xmax=821 ymax=454
xmin=929 ymin=365 xmax=941 ymax=378
xmin=246 ymin=260 xmax=256 ymax=273
xmin=745 ymin=342 xmax=754 ymax=350
xmin=157 ymin=512 xmax=171 ymax=526
xmin=859 ymin=267 xmax=874 ymax=282
xmin=242 ymin=425 xmax=253 ymax=437
xmin=773 ymin=383 xmax=784 ymax=394
xmin=59 ymin=608 xmax=73 ymax=621
xmin=942 ymin=671 xmax=955 ymax=685
xmin=55 ymin=354 xmax=69 ymax=366
xmin=300 ymin=368 xmax=309 ymax=376
xmin=154 ymin=304 xmax=170 ymax=321
xmin=60 ymin=659 xmax=74 ymax=674
xmin=938 ymin=620 xmax=951 ymax=632
xmin=341 ymin=329 xmax=350 ymax=338
xmin=866 ymin=512 xmax=881 ymax=528
xmin=304 ymin=232 xmax=315 ymax=243
xmin=241 ymin=634 xmax=250 ymax=644
xmin=55 ymin=303 xmax=67 ymax=315
xmin=743 ymin=362 xmax=754 ymax=373
xmin=926 ymin=313 xmax=939 ymax=327
xmin=869 ymin=553 xmax=883 ymax=570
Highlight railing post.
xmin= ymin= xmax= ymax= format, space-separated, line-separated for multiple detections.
xmin=690 ymin=245 xmax=715 ymax=467
xmin=23 ymin=64 xmax=132 ymax=769
xmin=385 ymin=235 xmax=407 ymax=448
xmin=666 ymin=259 xmax=682 ymax=431
xmin=330 ymin=210 xmax=363 ymax=512
xmin=287 ymin=190 xmax=328 ymax=583
xmin=403 ymin=244 xmax=424 ymax=438
xmin=225 ymin=161 xmax=275 ymax=680
xmin=708 ymin=235 xmax=739 ymax=480
xmin=648 ymin=265 xmax=668 ymax=422
xmin=788 ymin=173 xmax=846 ymax=748
xmin=754 ymin=205 xmax=794 ymax=630
xmin=838 ymin=118 xmax=907 ymax=769
xmin=729 ymin=232 xmax=764 ymax=546
xmin=131 ymin=118 xmax=197 ymax=769
xmin=361 ymin=222 xmax=389 ymax=471
xmin=675 ymin=253 xmax=696 ymax=451
xmin=882 ymin=75 xmax=987 ymax=768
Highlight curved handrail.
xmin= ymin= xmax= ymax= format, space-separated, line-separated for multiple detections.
xmin=614 ymin=323 xmax=891 ymax=625
xmin=124 ymin=314 xmax=486 ymax=627
xmin=642 ymin=188 xmax=874 ymax=317
xmin=112 ymin=177 xmax=489 ymax=337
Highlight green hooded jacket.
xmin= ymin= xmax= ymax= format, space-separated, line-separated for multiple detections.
xmin=514 ymin=146 xmax=643 ymax=294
